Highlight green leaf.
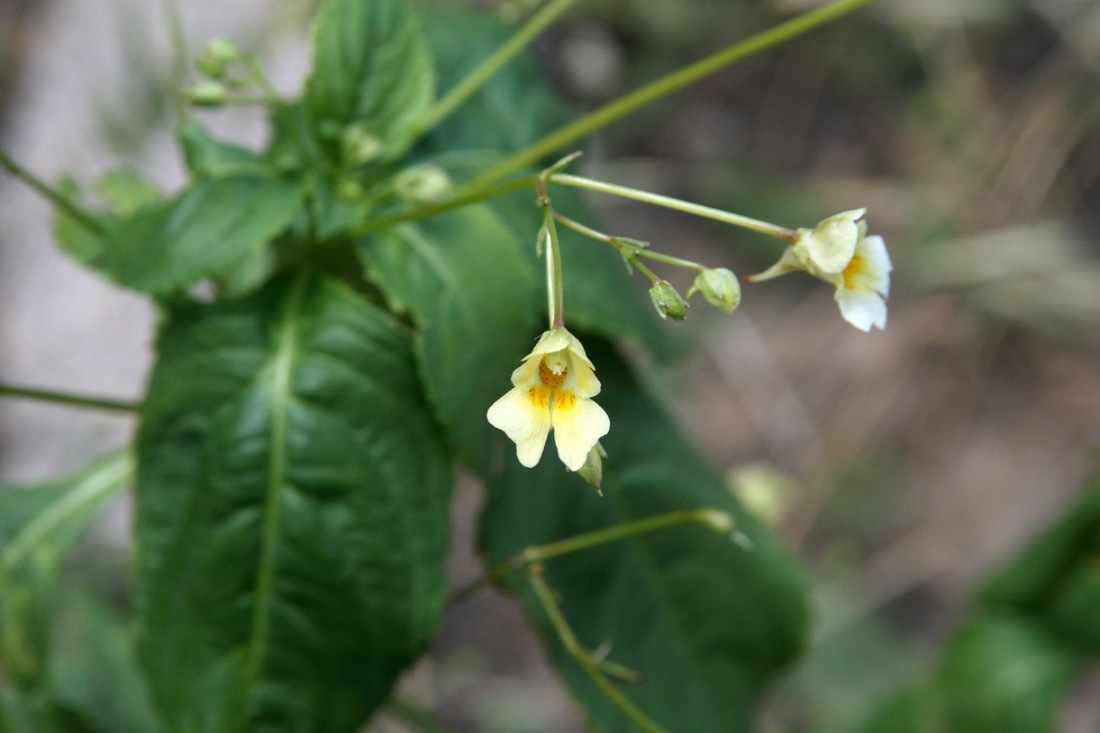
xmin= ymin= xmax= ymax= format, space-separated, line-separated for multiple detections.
xmin=103 ymin=175 xmax=304 ymax=293
xmin=0 ymin=452 xmax=132 ymax=694
xmin=360 ymin=205 xmax=539 ymax=473
xmin=133 ymin=275 xmax=452 ymax=733
xmin=305 ymin=0 xmax=434 ymax=161
xmin=938 ymin=613 xmax=1077 ymax=733
xmin=46 ymin=593 xmax=161 ymax=733
xmin=178 ymin=122 xmax=282 ymax=178
xmin=479 ymin=340 xmax=809 ymax=732
xmin=420 ymin=8 xmax=571 ymax=153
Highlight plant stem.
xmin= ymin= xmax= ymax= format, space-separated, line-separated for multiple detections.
xmin=516 ymin=508 xmax=735 ymax=567
xmin=536 ymin=176 xmax=565 ymax=329
xmin=414 ymin=0 xmax=585 ymax=138
xmin=354 ymin=175 xmax=538 ymax=235
xmin=526 ymin=569 xmax=670 ymax=733
xmin=0 ymin=149 xmax=105 ymax=236
xmin=553 ymin=212 xmax=706 ymax=271
xmin=158 ymin=0 xmax=190 ymax=121
xmin=551 ymin=173 xmax=798 ymax=241
xmin=466 ymin=0 xmax=882 ymax=188
xmin=0 ymin=383 xmax=138 ymax=413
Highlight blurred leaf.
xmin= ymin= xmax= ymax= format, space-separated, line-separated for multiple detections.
xmin=102 ymin=175 xmax=304 ymax=294
xmin=0 ymin=451 xmax=133 ymax=686
xmin=46 ymin=593 xmax=161 ymax=733
xmin=178 ymin=122 xmax=282 ymax=178
xmin=480 ymin=340 xmax=809 ymax=732
xmin=0 ymin=452 xmax=131 ymax=561
xmin=133 ymin=275 xmax=452 ymax=732
xmin=94 ymin=171 xmax=162 ymax=214
xmin=938 ymin=613 xmax=1077 ymax=733
xmin=360 ymin=205 xmax=539 ymax=473
xmin=979 ymin=469 xmax=1100 ymax=655
xmin=420 ymin=8 xmax=570 ymax=152
xmin=305 ymin=0 xmax=434 ymax=161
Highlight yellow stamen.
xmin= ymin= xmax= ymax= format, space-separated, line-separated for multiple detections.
xmin=842 ymin=254 xmax=866 ymax=290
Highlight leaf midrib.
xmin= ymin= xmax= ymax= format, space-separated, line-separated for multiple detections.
xmin=241 ymin=272 xmax=312 ymax=698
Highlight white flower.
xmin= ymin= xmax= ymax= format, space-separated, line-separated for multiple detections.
xmin=487 ymin=328 xmax=610 ymax=471
xmin=748 ymin=210 xmax=891 ymax=332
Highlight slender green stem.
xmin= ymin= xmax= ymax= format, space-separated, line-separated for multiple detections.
xmin=536 ymin=176 xmax=565 ymax=329
xmin=414 ymin=0 xmax=585 ymax=138
xmin=516 ymin=508 xmax=735 ymax=567
xmin=551 ymin=173 xmax=798 ymax=241
xmin=158 ymin=0 xmax=190 ymax=120
xmin=466 ymin=0 xmax=882 ymax=188
xmin=553 ymin=212 xmax=707 ymax=272
xmin=526 ymin=570 xmax=670 ymax=733
xmin=0 ymin=149 xmax=105 ymax=236
xmin=639 ymin=249 xmax=706 ymax=271
xmin=354 ymin=175 xmax=538 ymax=235
xmin=244 ymin=56 xmax=282 ymax=104
xmin=0 ymin=383 xmax=138 ymax=413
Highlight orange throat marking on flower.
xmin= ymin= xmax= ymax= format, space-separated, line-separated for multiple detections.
xmin=538 ymin=359 xmax=566 ymax=390
xmin=842 ymin=254 xmax=866 ymax=290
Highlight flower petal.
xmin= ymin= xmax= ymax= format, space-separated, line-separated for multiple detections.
xmin=796 ymin=209 xmax=865 ymax=274
xmin=567 ymin=354 xmax=601 ymax=399
xmin=487 ymin=386 xmax=552 ymax=467
xmin=855 ymin=234 xmax=892 ymax=296
xmin=551 ymin=391 xmax=610 ymax=471
xmin=835 ymin=287 xmax=887 ymax=332
xmin=510 ymin=355 xmax=541 ymax=387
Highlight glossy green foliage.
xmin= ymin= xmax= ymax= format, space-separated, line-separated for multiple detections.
xmin=480 ymin=341 xmax=809 ymax=732
xmin=361 ymin=204 xmax=539 ymax=473
xmin=306 ymin=0 xmax=435 ymax=161
xmin=132 ymin=276 xmax=452 ymax=732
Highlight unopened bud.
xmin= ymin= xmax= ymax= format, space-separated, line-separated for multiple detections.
xmin=649 ymin=280 xmax=687 ymax=321
xmin=687 ymin=268 xmax=741 ymax=313
xmin=185 ymin=82 xmax=227 ymax=107
xmin=394 ymin=164 xmax=452 ymax=204
xmin=340 ymin=124 xmax=384 ymax=167
xmin=196 ymin=37 xmax=240 ymax=79
xmin=576 ymin=441 xmax=607 ymax=493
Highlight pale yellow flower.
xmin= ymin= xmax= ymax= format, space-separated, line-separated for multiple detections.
xmin=748 ymin=210 xmax=892 ymax=332
xmin=487 ymin=328 xmax=610 ymax=471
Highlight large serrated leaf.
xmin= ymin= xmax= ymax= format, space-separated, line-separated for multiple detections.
xmin=103 ymin=175 xmax=304 ymax=294
xmin=359 ymin=205 xmax=539 ymax=473
xmin=305 ymin=0 xmax=434 ymax=160
xmin=133 ymin=276 xmax=452 ymax=733
xmin=479 ymin=340 xmax=809 ymax=732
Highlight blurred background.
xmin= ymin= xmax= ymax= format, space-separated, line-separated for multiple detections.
xmin=1 ymin=0 xmax=1099 ymax=730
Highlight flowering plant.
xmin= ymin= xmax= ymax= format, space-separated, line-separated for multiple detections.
xmin=0 ymin=0 xmax=910 ymax=731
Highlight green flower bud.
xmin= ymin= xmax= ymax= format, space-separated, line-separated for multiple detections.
xmin=649 ymin=280 xmax=688 ymax=321
xmin=687 ymin=267 xmax=741 ymax=313
xmin=576 ymin=441 xmax=607 ymax=494
xmin=393 ymin=164 xmax=452 ymax=204
xmin=196 ymin=37 xmax=240 ymax=79
xmin=340 ymin=124 xmax=384 ymax=167
xmin=185 ymin=82 xmax=227 ymax=107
